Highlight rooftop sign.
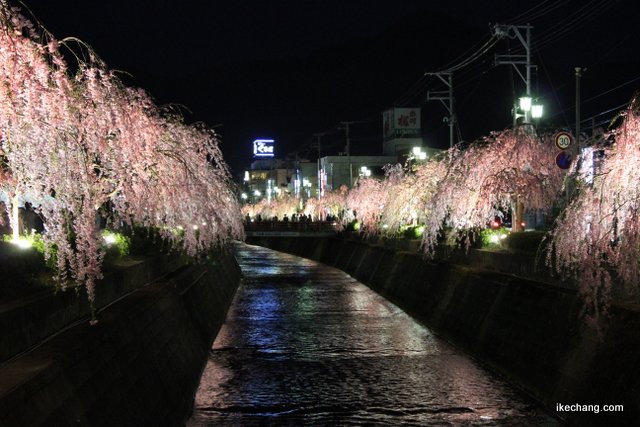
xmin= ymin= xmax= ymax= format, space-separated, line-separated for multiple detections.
xmin=253 ymin=139 xmax=275 ymax=158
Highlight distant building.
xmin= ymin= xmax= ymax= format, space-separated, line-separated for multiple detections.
xmin=382 ymin=107 xmax=423 ymax=157
xmin=242 ymin=158 xmax=318 ymax=203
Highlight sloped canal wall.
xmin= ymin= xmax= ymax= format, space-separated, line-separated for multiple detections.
xmin=0 ymin=250 xmax=241 ymax=427
xmin=247 ymin=235 xmax=640 ymax=426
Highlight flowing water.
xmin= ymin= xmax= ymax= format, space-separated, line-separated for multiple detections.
xmin=187 ymin=243 xmax=559 ymax=426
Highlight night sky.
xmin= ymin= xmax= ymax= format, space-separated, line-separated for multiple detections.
xmin=19 ymin=0 xmax=640 ymax=176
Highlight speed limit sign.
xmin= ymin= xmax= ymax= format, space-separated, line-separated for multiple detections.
xmin=554 ymin=132 xmax=573 ymax=150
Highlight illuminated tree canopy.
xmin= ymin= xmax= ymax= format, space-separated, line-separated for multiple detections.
xmin=0 ymin=6 xmax=243 ymax=307
xmin=420 ymin=128 xmax=564 ymax=255
xmin=548 ymin=95 xmax=640 ymax=327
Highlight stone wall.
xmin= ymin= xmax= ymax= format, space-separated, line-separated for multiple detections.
xmin=0 ymin=249 xmax=241 ymax=426
xmin=0 ymin=254 xmax=188 ymax=364
xmin=248 ymin=235 xmax=640 ymax=426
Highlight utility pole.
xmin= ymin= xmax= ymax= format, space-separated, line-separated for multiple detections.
xmin=426 ymin=72 xmax=456 ymax=148
xmin=575 ymin=67 xmax=583 ymax=154
xmin=313 ymin=133 xmax=323 ymax=198
xmin=340 ymin=121 xmax=356 ymax=188
xmin=493 ymin=23 xmax=534 ymax=126
xmin=493 ymin=23 xmax=535 ymax=232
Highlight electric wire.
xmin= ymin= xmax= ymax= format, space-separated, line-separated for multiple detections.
xmin=582 ymin=75 xmax=640 ymax=105
xmin=547 ymin=73 xmax=640 ymax=121
xmin=294 ymin=0 xmax=626 ymax=159
xmin=509 ymin=0 xmax=571 ymax=24
xmin=515 ymin=3 xmax=572 ymax=25
xmin=507 ymin=0 xmax=620 ymax=52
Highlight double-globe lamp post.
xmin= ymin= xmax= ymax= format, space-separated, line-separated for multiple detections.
xmin=513 ymin=96 xmax=543 ymax=232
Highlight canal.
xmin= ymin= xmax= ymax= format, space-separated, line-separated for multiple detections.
xmin=187 ymin=243 xmax=559 ymax=425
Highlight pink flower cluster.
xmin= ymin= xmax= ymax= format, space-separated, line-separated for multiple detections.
xmin=0 ymin=6 xmax=243 ymax=306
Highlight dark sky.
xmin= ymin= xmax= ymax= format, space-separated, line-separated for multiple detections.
xmin=19 ymin=0 xmax=640 ymax=176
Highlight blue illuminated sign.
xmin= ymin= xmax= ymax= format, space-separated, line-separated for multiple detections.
xmin=253 ymin=139 xmax=275 ymax=158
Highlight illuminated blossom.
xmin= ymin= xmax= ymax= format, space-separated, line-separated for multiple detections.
xmin=345 ymin=173 xmax=389 ymax=235
xmin=381 ymin=160 xmax=447 ymax=235
xmin=548 ymin=94 xmax=640 ymax=327
xmin=0 ymin=6 xmax=242 ymax=313
xmin=421 ymin=128 xmax=564 ymax=255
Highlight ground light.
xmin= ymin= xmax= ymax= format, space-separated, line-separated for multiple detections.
xmin=102 ymin=233 xmax=117 ymax=245
xmin=10 ymin=237 xmax=32 ymax=249
xmin=412 ymin=147 xmax=427 ymax=160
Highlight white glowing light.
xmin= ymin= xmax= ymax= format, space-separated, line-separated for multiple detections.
xmin=490 ymin=235 xmax=500 ymax=244
xmin=103 ymin=234 xmax=117 ymax=245
xmin=253 ymin=139 xmax=275 ymax=158
xmin=11 ymin=238 xmax=32 ymax=249
xmin=531 ymin=104 xmax=543 ymax=119
xmin=519 ymin=96 xmax=532 ymax=111
xmin=360 ymin=166 xmax=372 ymax=177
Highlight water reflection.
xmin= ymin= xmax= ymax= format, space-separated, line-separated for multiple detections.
xmin=188 ymin=243 xmax=559 ymax=426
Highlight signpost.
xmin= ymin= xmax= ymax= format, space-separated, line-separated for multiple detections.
xmin=555 ymin=151 xmax=572 ymax=170
xmin=553 ymin=132 xmax=574 ymax=170
xmin=554 ymin=131 xmax=573 ymax=150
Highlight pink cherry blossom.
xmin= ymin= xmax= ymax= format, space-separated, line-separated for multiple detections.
xmin=0 ymin=6 xmax=243 ymax=313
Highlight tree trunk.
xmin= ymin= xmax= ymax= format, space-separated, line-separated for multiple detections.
xmin=512 ymin=197 xmax=525 ymax=232
xmin=11 ymin=194 xmax=20 ymax=241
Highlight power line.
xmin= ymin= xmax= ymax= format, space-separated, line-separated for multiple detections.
xmin=582 ymin=74 xmax=640 ymax=105
xmin=530 ymin=0 xmax=618 ymax=50
xmin=546 ymin=73 xmax=640 ymax=120
xmin=510 ymin=0 xmax=571 ymax=24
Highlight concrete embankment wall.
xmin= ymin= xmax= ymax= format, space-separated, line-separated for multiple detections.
xmin=248 ymin=235 xmax=640 ymax=426
xmin=0 ymin=254 xmax=188 ymax=364
xmin=0 ymin=249 xmax=241 ymax=427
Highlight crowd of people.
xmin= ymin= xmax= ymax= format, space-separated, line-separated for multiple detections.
xmin=243 ymin=213 xmax=342 ymax=231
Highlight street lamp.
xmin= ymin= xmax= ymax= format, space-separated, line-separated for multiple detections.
xmin=519 ymin=96 xmax=532 ymax=112
xmin=531 ymin=104 xmax=543 ymax=119
xmin=515 ymin=96 xmax=543 ymax=125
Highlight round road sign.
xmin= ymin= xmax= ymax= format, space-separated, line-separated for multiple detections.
xmin=555 ymin=151 xmax=572 ymax=169
xmin=554 ymin=132 xmax=573 ymax=150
